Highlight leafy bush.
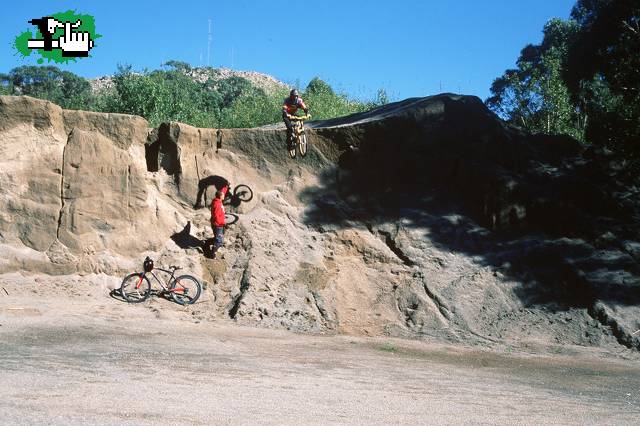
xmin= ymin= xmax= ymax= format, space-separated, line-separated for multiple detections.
xmin=0 ymin=64 xmax=388 ymax=129
xmin=219 ymin=89 xmax=288 ymax=128
xmin=302 ymin=77 xmax=376 ymax=120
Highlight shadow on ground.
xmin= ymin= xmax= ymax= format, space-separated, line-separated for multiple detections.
xmin=171 ymin=221 xmax=216 ymax=258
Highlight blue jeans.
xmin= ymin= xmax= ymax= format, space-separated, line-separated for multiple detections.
xmin=213 ymin=226 xmax=224 ymax=251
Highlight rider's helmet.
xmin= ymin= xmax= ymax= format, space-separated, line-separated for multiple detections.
xmin=143 ymin=256 xmax=154 ymax=272
xmin=290 ymin=89 xmax=298 ymax=99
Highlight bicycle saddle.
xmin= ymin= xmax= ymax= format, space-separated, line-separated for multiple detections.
xmin=170 ymin=265 xmax=182 ymax=271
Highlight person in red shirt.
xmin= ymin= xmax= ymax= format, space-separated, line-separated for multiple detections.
xmin=210 ymin=187 xmax=228 ymax=258
xmin=282 ymin=89 xmax=309 ymax=149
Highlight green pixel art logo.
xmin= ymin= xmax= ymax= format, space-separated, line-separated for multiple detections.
xmin=14 ymin=10 xmax=101 ymax=64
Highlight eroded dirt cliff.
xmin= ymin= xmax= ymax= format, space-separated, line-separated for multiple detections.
xmin=1 ymin=94 xmax=638 ymax=351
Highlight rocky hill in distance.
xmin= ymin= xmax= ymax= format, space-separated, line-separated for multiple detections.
xmin=89 ymin=66 xmax=289 ymax=95
xmin=0 ymin=93 xmax=638 ymax=353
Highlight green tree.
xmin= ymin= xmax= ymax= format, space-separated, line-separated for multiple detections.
xmin=302 ymin=77 xmax=370 ymax=120
xmin=0 ymin=73 xmax=12 ymax=95
xmin=215 ymin=76 xmax=260 ymax=109
xmin=565 ymin=0 xmax=640 ymax=157
xmin=162 ymin=60 xmax=192 ymax=72
xmin=0 ymin=62 xmax=383 ymax=129
xmin=105 ymin=65 xmax=219 ymax=127
xmin=487 ymin=0 xmax=640 ymax=167
xmin=486 ymin=19 xmax=585 ymax=139
xmin=59 ymin=70 xmax=94 ymax=110
xmin=0 ymin=65 xmax=93 ymax=110
xmin=306 ymin=77 xmax=335 ymax=96
xmin=219 ymin=90 xmax=286 ymax=128
xmin=374 ymin=88 xmax=390 ymax=106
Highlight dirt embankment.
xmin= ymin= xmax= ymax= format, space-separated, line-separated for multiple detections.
xmin=0 ymin=94 xmax=638 ymax=352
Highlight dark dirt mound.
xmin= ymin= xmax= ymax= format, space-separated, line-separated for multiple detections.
xmin=300 ymin=93 xmax=640 ymax=349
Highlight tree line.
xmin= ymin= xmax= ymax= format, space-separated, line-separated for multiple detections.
xmin=486 ymin=0 xmax=639 ymax=167
xmin=0 ymin=61 xmax=388 ymax=128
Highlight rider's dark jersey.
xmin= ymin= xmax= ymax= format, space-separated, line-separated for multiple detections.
xmin=283 ymin=96 xmax=307 ymax=115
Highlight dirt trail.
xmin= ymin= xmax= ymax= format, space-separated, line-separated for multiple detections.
xmin=0 ymin=277 xmax=638 ymax=425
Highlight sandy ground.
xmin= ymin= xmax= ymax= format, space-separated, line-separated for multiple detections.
xmin=0 ymin=274 xmax=639 ymax=425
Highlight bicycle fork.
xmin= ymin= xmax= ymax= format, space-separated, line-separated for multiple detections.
xmin=136 ymin=274 xmax=145 ymax=289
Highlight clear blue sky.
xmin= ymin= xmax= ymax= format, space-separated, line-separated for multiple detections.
xmin=1 ymin=0 xmax=576 ymax=101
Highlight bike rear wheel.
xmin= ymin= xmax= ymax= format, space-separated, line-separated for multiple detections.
xmin=170 ymin=275 xmax=202 ymax=305
xmin=299 ymin=133 xmax=308 ymax=157
xmin=120 ymin=273 xmax=151 ymax=303
xmin=289 ymin=139 xmax=297 ymax=158
xmin=233 ymin=184 xmax=253 ymax=202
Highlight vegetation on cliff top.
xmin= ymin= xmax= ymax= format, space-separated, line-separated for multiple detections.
xmin=1 ymin=0 xmax=637 ymax=170
xmin=0 ymin=62 xmax=387 ymax=128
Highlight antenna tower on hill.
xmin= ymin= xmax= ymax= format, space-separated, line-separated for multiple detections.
xmin=207 ymin=19 xmax=212 ymax=67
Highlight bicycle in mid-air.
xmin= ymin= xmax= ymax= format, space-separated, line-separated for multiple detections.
xmin=222 ymin=184 xmax=253 ymax=225
xmin=288 ymin=114 xmax=311 ymax=159
xmin=120 ymin=257 xmax=202 ymax=305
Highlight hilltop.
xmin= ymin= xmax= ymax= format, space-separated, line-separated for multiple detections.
xmin=89 ymin=65 xmax=289 ymax=96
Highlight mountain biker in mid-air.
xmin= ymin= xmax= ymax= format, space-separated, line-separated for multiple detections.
xmin=282 ymin=89 xmax=309 ymax=150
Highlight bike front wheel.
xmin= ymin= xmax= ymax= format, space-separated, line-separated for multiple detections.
xmin=233 ymin=184 xmax=253 ymax=202
xmin=120 ymin=273 xmax=151 ymax=303
xmin=299 ymin=133 xmax=308 ymax=157
xmin=170 ymin=275 xmax=202 ymax=305
xmin=289 ymin=139 xmax=297 ymax=159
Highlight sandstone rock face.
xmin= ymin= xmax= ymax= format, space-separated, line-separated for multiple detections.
xmin=0 ymin=96 xmax=64 ymax=249
xmin=0 ymin=96 xmax=183 ymax=275
xmin=1 ymin=94 xmax=638 ymax=351
xmin=57 ymin=128 xmax=151 ymax=256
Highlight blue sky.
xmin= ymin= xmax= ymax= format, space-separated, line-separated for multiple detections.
xmin=1 ymin=0 xmax=576 ymax=101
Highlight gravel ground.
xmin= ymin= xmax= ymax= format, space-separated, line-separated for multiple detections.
xmin=1 ymin=287 xmax=639 ymax=425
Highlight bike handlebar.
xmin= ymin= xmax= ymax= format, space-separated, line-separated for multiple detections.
xmin=145 ymin=258 xmax=182 ymax=272
xmin=289 ymin=114 xmax=311 ymax=121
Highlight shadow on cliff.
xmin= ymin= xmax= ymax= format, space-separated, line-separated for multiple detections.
xmin=194 ymin=175 xmax=230 ymax=208
xmin=171 ymin=221 xmax=216 ymax=258
xmin=299 ymin=95 xmax=640 ymax=311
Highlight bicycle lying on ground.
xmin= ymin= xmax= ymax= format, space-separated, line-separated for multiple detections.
xmin=120 ymin=257 xmax=202 ymax=305
xmin=288 ymin=114 xmax=311 ymax=159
